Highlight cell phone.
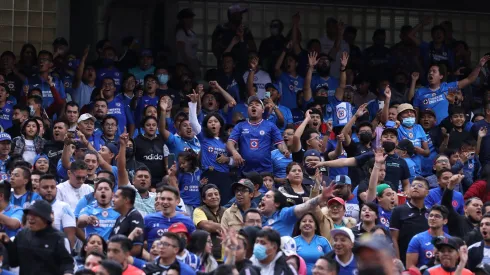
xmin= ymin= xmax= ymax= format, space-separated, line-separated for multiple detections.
xmin=378 ymin=100 xmax=385 ymax=110
xmin=265 ymin=91 xmax=271 ymax=98
xmin=385 ymin=121 xmax=396 ymax=128
xmin=167 ymin=153 xmax=175 ymax=169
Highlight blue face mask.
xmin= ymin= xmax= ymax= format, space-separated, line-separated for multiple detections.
xmin=158 ymin=74 xmax=169 ymax=85
xmin=253 ymin=244 xmax=268 ymax=260
xmin=402 ymin=117 xmax=416 ymax=127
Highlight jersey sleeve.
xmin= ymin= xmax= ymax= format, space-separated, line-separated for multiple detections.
xmin=10 ymin=208 xmax=23 ymax=222
xmin=270 ymin=123 xmax=283 ymax=145
xmin=280 ymin=206 xmax=298 ymax=224
xmin=79 ymin=206 xmax=90 ymax=217
xmin=165 ymin=133 xmax=177 ymax=150
xmin=192 ymin=208 xmax=208 ymax=226
xmin=413 ymin=89 xmax=422 ymax=109
xmin=185 ymin=218 xmax=197 ymax=233
xmin=61 ymin=204 xmax=76 ymax=228
xmin=75 ymin=198 xmax=89 ymax=218
xmin=228 ymin=123 xmax=242 ymax=143
xmin=406 ymin=235 xmax=420 ymax=253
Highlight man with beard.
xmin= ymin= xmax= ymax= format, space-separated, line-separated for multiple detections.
xmin=43 ymin=119 xmax=68 ymax=176
xmin=313 ymin=127 xmax=411 ymax=194
xmin=467 ymin=213 xmax=490 ymax=271
xmin=442 ymin=174 xmax=483 ymax=240
xmin=93 ymin=98 xmax=108 ymax=132
xmin=78 ymin=178 xmax=119 ymax=240
xmin=227 ymin=96 xmax=288 ymax=173
xmin=110 ymin=186 xmax=144 ymax=257
xmin=221 ymin=179 xmax=256 ymax=232
xmin=303 ymin=51 xmax=348 ymax=122
xmin=38 ymin=174 xmax=76 ymax=249
xmin=390 ymin=177 xmax=430 ymax=265
xmin=6 ymin=105 xmax=28 ymax=138
xmin=72 ymin=45 xmax=96 ymax=108
xmin=0 ymin=83 xmax=14 ymax=131
xmin=100 ymin=77 xmax=135 ymax=137
xmin=193 ymin=184 xmax=226 ymax=260
xmin=64 ymin=101 xmax=80 ymax=131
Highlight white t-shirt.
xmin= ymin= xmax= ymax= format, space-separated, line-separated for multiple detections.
xmin=56 ymin=180 xmax=94 ymax=211
xmin=52 ymin=199 xmax=76 ymax=231
xmin=243 ymin=70 xmax=272 ymax=99
xmin=176 ymin=29 xmax=198 ymax=63
xmin=23 ymin=139 xmax=36 ymax=164
xmin=319 ymin=36 xmax=350 ymax=78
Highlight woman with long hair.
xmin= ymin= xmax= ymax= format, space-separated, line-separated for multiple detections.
xmin=17 ymin=43 xmax=38 ymax=76
xmin=278 ymin=162 xmax=312 ymax=205
xmin=11 ymin=118 xmax=45 ymax=165
xmin=172 ymin=150 xmax=201 ymax=214
xmin=292 ymin=213 xmax=332 ymax=275
xmin=351 ymin=202 xmax=379 ymax=240
xmin=176 ymin=8 xmax=200 ymax=78
xmin=74 ymin=234 xmax=108 ymax=271
xmin=188 ymin=230 xmax=218 ymax=273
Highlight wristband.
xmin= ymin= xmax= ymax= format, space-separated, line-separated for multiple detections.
xmin=340 ymin=68 xmax=346 ymax=72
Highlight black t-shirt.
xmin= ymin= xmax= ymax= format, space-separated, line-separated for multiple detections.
xmin=355 ymin=152 xmax=410 ymax=192
xmin=110 ymin=207 xmax=144 ymax=245
xmin=447 ymin=130 xmax=472 ymax=150
xmin=345 ymin=141 xmax=372 ymax=188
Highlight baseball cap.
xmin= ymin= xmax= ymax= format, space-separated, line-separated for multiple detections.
xmin=23 ymin=200 xmax=53 ymax=223
xmin=77 ymin=113 xmax=96 ymax=123
xmin=105 ymin=143 xmax=119 ymax=156
xmin=397 ymin=139 xmax=415 ymax=156
xmin=228 ymin=4 xmax=248 ymax=15
xmin=334 ymin=175 xmax=351 ymax=185
xmin=397 ymin=103 xmax=415 ymax=115
xmin=231 ymin=178 xmax=254 ymax=193
xmin=140 ymin=49 xmax=153 ymax=57
xmin=315 ymin=83 xmax=329 ymax=93
xmin=382 ymin=127 xmax=398 ymax=136
xmin=243 ymin=171 xmax=263 ymax=188
xmin=247 ymin=95 xmax=264 ymax=108
xmin=327 ymin=197 xmax=345 ymax=207
xmin=433 ymin=236 xmax=460 ymax=251
xmin=265 ymin=83 xmax=281 ymax=94
xmin=475 ymin=263 xmax=490 ymax=275
xmin=0 ymin=133 xmax=11 ymax=143
xmin=168 ymin=222 xmax=190 ymax=241
xmin=354 ymin=235 xmax=395 ymax=257
xmin=376 ymin=183 xmax=391 ymax=197
xmin=303 ymin=149 xmax=322 ymax=160
xmin=281 ymin=236 xmax=297 ymax=257
xmin=419 ymin=108 xmax=436 ymax=118
xmin=331 ymin=227 xmax=355 ymax=243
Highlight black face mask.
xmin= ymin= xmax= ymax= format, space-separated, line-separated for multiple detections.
xmin=12 ymin=119 xmax=21 ymax=126
xmin=359 ymin=132 xmax=373 ymax=144
xmin=314 ymin=96 xmax=329 ymax=105
xmin=317 ymin=65 xmax=330 ymax=76
xmin=126 ymin=148 xmax=134 ymax=159
xmin=305 ymin=166 xmax=316 ymax=176
xmin=382 ymin=141 xmax=396 ymax=153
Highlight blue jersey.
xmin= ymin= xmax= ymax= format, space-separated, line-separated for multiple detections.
xmin=10 ymin=191 xmax=42 ymax=208
xmin=227 ymin=104 xmax=249 ymax=124
xmin=421 ymin=132 xmax=438 ymax=177
xmin=107 ymin=97 xmax=135 ymax=136
xmin=1 ymin=204 xmax=23 ymax=237
xmin=79 ymin=204 xmax=120 ymax=240
xmin=0 ymin=157 xmax=9 ymax=181
xmin=266 ymin=105 xmax=293 ymax=133
xmin=294 ymin=235 xmax=332 ymax=275
xmin=413 ymin=81 xmax=458 ymax=125
xmin=0 ymin=102 xmax=14 ymax=130
xmin=278 ymin=72 xmax=305 ymax=109
xmin=326 ymin=139 xmax=348 ymax=180
xmin=96 ymin=68 xmax=122 ymax=91
xmin=166 ymin=134 xmax=201 ymax=158
xmin=378 ymin=206 xmax=392 ymax=230
xmin=336 ymin=255 xmax=358 ymax=275
xmin=177 ymin=249 xmax=201 ymax=271
xmin=59 ymin=72 xmax=74 ymax=96
xmin=177 ymin=169 xmax=202 ymax=207
xmin=228 ymin=119 xmax=283 ymax=173
xmin=114 ymin=93 xmax=133 ymax=108
xmin=128 ymin=66 xmax=156 ymax=85
xmin=404 ymin=157 xmax=420 ymax=183
xmin=135 ymin=94 xmax=159 ymax=123
xmin=271 ymin=149 xmax=292 ymax=179
xmin=407 ymin=230 xmax=450 ymax=267
xmin=144 ymin=212 xmax=196 ymax=249
xmin=425 ymin=187 xmax=465 ymax=215
xmin=398 ymin=124 xmax=427 ymax=174
xmin=261 ymin=206 xmax=297 ymax=236
xmin=310 ymin=75 xmax=339 ymax=96
xmin=74 ymin=193 xmax=96 ymax=218
xmin=25 ymin=75 xmax=66 ymax=108
xmin=197 ymin=133 xmax=228 ymax=173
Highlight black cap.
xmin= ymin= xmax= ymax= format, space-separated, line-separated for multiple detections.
xmin=177 ymin=8 xmax=196 ymax=20
xmin=23 ymin=200 xmax=53 ymax=223
xmin=476 ymin=263 xmax=490 ymax=275
xmin=419 ymin=108 xmax=436 ymax=118
xmin=397 ymin=139 xmax=415 ymax=156
xmin=433 ymin=236 xmax=460 ymax=251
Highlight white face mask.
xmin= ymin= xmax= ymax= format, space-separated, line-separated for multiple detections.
xmin=29 ymin=105 xmax=36 ymax=116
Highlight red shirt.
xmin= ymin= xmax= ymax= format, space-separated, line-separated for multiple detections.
xmin=123 ymin=264 xmax=145 ymax=275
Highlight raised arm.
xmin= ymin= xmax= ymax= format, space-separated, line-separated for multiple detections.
xmin=247 ymin=57 xmax=259 ymax=97
xmin=341 ymin=103 xmax=368 ymax=147
xmin=380 ymin=86 xmax=391 ymax=123
xmin=407 ymin=17 xmax=432 ymax=46
xmin=274 ymin=44 xmax=290 ymax=79
xmin=334 ymin=52 xmax=349 ymax=101
xmin=117 ymin=133 xmax=129 ymax=187
xmin=303 ymin=52 xmax=318 ymax=102
xmin=366 ymin=149 xmax=387 ymax=202
xmin=312 ymin=157 xmax=358 ymax=168
xmin=294 ymin=182 xmax=334 ymax=218
xmin=187 ymin=90 xmax=202 ymax=135
xmin=292 ymin=110 xmax=311 ymax=153
xmin=476 ymin=127 xmax=487 ymax=155
xmin=210 ymin=81 xmax=237 ymax=108
xmin=291 ymin=13 xmax=302 ymax=55
xmin=73 ymin=45 xmax=89 ymax=89
xmin=327 ymin=134 xmax=344 ymax=160
xmin=457 ymin=55 xmax=490 ymax=89
xmin=407 ymin=72 xmax=419 ymax=103
xmin=158 ymin=98 xmax=172 ymax=141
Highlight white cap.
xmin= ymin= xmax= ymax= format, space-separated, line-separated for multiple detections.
xmin=77 ymin=113 xmax=96 ymax=123
xmin=281 ymin=236 xmax=297 ymax=257
xmin=331 ymin=227 xmax=355 ymax=243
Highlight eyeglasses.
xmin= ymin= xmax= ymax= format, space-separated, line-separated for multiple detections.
xmin=75 ymin=175 xmax=88 ymax=181
xmin=157 ymin=241 xmax=178 ymax=248
xmin=429 ymin=214 xmax=443 ymax=219
xmin=410 ymin=183 xmax=425 ymax=189
xmin=104 ymin=123 xmax=117 ymax=128
xmin=329 ymin=204 xmax=343 ymax=210
xmin=436 ymin=159 xmax=449 ymax=164
xmin=308 ymin=136 xmax=321 ymax=141
xmin=235 ymin=188 xmax=250 ymax=194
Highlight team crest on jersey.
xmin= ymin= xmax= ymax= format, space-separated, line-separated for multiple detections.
xmin=289 ymin=84 xmax=294 ymax=91
xmin=423 ymin=99 xmax=429 ymax=105
xmin=425 ymin=213 xmax=429 ymax=219
xmin=250 ymin=139 xmax=259 ymax=149
xmin=116 ymin=102 xmax=121 ymax=107
xmin=425 ymin=250 xmax=433 ymax=258
xmin=115 ymin=72 xmax=120 ymax=76
xmin=157 ymin=229 xmax=165 ymax=236
xmin=207 ymin=146 xmax=214 ymax=153
xmin=293 ymin=80 xmax=298 ymax=86
xmin=337 ymin=106 xmax=347 ymax=120
xmin=317 ymin=245 xmax=323 ymax=252
xmin=326 ymin=105 xmax=332 ymax=113
xmin=259 ymin=130 xmax=265 ymax=136
xmin=469 ymin=163 xmax=474 ymax=169
xmin=380 ymin=217 xmax=387 ymax=225
xmin=102 ymin=210 xmax=108 ymax=217
xmin=408 ymin=132 xmax=414 ymax=139
xmin=452 ymin=200 xmax=458 ymax=208
xmin=4 ymin=109 xmax=9 ymax=113
xmin=184 ymin=186 xmax=189 ymax=191
xmin=267 ymin=219 xmax=274 ymax=225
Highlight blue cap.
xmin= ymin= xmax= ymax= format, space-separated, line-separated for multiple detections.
xmin=332 ymin=102 xmax=353 ymax=128
xmin=303 ymin=149 xmax=322 ymax=160
xmin=0 ymin=133 xmax=11 ymax=142
xmin=33 ymin=154 xmax=49 ymax=165
xmin=265 ymin=83 xmax=281 ymax=94
xmin=105 ymin=143 xmax=119 ymax=156
xmin=334 ymin=175 xmax=351 ymax=185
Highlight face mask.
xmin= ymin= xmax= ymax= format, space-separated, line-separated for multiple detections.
xmin=253 ymin=244 xmax=268 ymax=260
xmin=270 ymin=27 xmax=280 ymax=36
xmin=359 ymin=132 xmax=373 ymax=144
xmin=126 ymin=148 xmax=134 ymax=158
xmin=103 ymin=58 xmax=114 ymax=67
xmin=158 ymin=74 xmax=169 ymax=85
xmin=314 ymin=96 xmax=329 ymax=105
xmin=382 ymin=141 xmax=396 ymax=153
xmin=316 ymin=65 xmax=330 ymax=76
xmin=305 ymin=166 xmax=316 ymax=176
xmin=402 ymin=117 xmax=416 ymax=127
xmin=29 ymin=105 xmax=35 ymax=116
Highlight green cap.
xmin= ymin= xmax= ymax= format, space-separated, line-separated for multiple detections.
xmin=376 ymin=184 xmax=391 ymax=197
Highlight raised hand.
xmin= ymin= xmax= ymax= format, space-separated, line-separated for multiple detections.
xmin=286 ymin=41 xmax=293 ymax=50
xmin=168 ymin=164 xmax=177 ymax=177
xmin=355 ymin=103 xmax=368 ymax=118
xmin=449 ymin=174 xmax=464 ymax=188
xmin=200 ymin=177 xmax=209 ymax=186
xmin=159 ymin=97 xmax=169 ymax=111
xmin=82 ymin=45 xmax=90 ymax=60
xmin=479 ymin=127 xmax=488 ymax=138
xmin=186 ymin=89 xmax=200 ymax=103
xmin=249 ymin=57 xmax=259 ymax=71
xmin=336 ymin=133 xmax=345 ymax=143
xmin=292 ymin=12 xmax=300 ymax=26
xmin=321 ymin=181 xmax=335 ymax=201
xmin=77 ymin=130 xmax=88 ymax=146
xmin=411 ymin=72 xmax=420 ymax=82
xmin=340 ymin=52 xmax=349 ymax=68
xmin=47 ymin=75 xmax=54 ymax=86
xmin=337 ymin=20 xmax=345 ymax=34
xmin=422 ymin=16 xmax=433 ymax=26
xmin=209 ymin=81 xmax=220 ymax=90
xmin=197 ymin=84 xmax=204 ymax=95
xmin=308 ymin=52 xmax=319 ymax=67
xmin=231 ymin=36 xmax=241 ymax=46
xmin=384 ymin=85 xmax=392 ymax=99
xmin=304 ymin=109 xmax=312 ymax=121
xmin=375 ymin=148 xmax=387 ymax=164
xmin=119 ymin=133 xmax=129 ymax=147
